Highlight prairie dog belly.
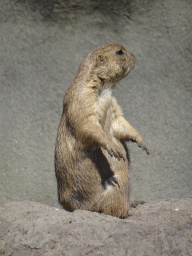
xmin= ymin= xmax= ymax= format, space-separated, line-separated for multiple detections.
xmin=95 ymin=88 xmax=113 ymax=131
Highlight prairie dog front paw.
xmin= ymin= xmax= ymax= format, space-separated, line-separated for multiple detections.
xmin=105 ymin=141 xmax=126 ymax=160
xmin=130 ymin=135 xmax=149 ymax=154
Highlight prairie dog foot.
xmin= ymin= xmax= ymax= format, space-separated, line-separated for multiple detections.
xmin=131 ymin=200 xmax=145 ymax=208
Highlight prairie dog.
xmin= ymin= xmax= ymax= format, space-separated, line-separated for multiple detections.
xmin=55 ymin=44 xmax=149 ymax=218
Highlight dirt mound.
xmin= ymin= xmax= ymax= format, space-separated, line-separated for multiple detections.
xmin=0 ymin=198 xmax=191 ymax=255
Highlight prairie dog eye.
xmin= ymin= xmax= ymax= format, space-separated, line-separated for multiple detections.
xmin=116 ymin=50 xmax=124 ymax=55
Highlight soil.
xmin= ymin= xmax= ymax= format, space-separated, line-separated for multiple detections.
xmin=0 ymin=198 xmax=191 ymax=256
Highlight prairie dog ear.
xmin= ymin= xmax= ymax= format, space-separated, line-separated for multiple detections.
xmin=96 ymin=54 xmax=107 ymax=66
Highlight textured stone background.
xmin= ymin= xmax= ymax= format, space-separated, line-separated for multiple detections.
xmin=0 ymin=0 xmax=192 ymax=207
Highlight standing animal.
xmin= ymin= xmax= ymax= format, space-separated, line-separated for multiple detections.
xmin=55 ymin=44 xmax=149 ymax=218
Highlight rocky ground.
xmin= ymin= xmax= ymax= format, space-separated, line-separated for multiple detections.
xmin=0 ymin=198 xmax=191 ymax=256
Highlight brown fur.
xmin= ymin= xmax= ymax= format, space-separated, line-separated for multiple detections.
xmin=55 ymin=44 xmax=149 ymax=218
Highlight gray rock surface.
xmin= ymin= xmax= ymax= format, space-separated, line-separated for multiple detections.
xmin=0 ymin=198 xmax=191 ymax=255
xmin=0 ymin=0 xmax=192 ymax=208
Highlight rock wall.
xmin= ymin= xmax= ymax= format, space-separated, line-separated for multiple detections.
xmin=0 ymin=0 xmax=192 ymax=206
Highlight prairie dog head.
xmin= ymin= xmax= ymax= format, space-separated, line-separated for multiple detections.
xmin=94 ymin=44 xmax=135 ymax=84
xmin=75 ymin=44 xmax=135 ymax=87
